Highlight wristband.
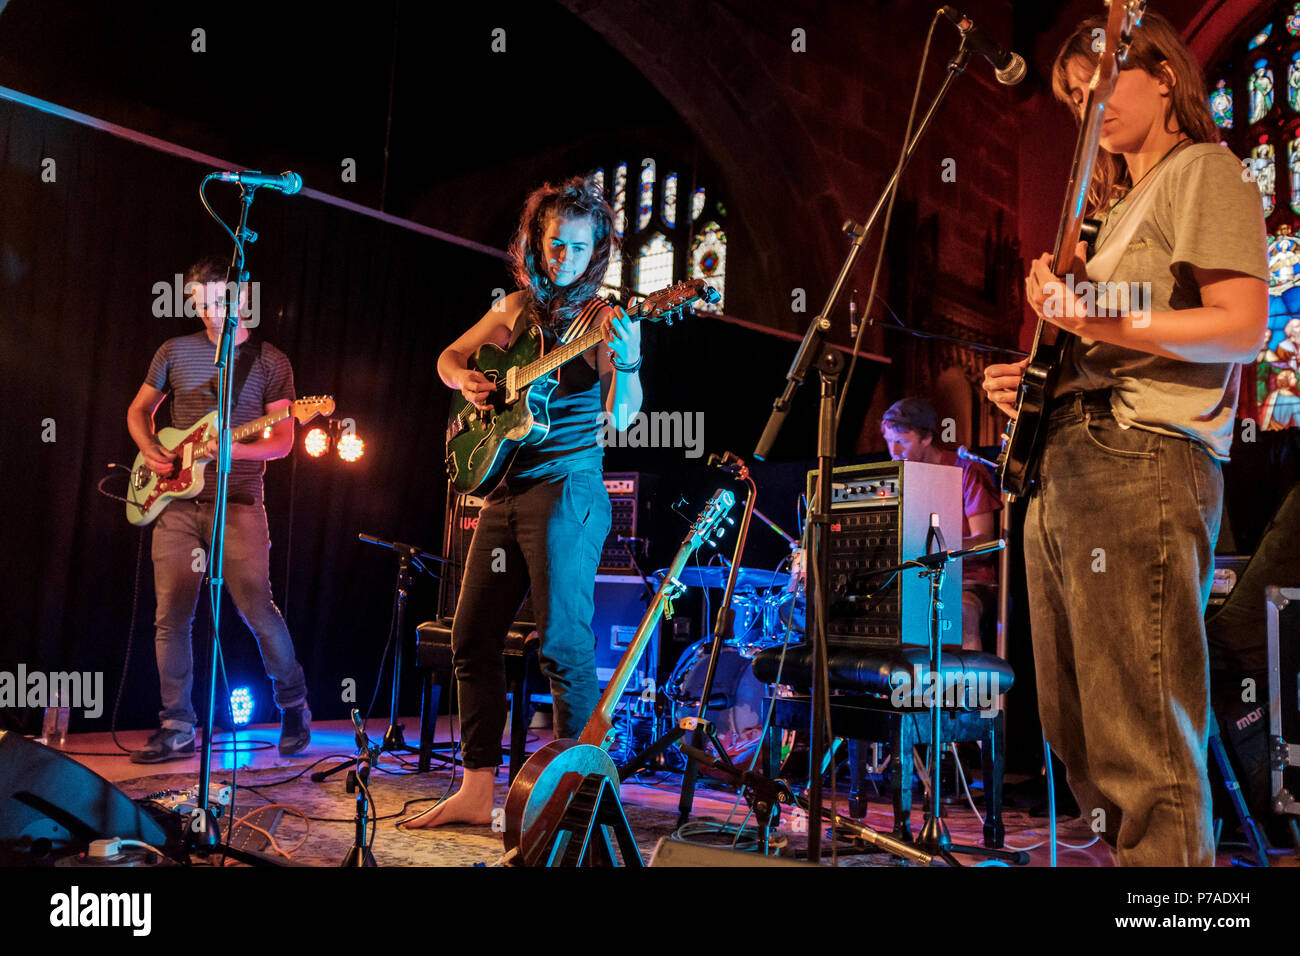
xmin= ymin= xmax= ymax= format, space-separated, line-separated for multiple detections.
xmin=610 ymin=354 xmax=642 ymax=373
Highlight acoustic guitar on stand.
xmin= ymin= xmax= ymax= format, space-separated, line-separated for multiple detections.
xmin=502 ymin=488 xmax=736 ymax=864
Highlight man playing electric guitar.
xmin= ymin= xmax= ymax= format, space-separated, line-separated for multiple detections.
xmin=402 ymin=175 xmax=641 ymax=828
xmin=125 ymin=255 xmax=311 ymax=762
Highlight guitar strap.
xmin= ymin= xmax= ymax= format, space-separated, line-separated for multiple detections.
xmin=231 ymin=339 xmax=262 ymax=405
xmin=510 ymin=297 xmax=606 ymax=347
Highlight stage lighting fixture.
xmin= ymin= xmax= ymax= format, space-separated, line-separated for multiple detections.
xmin=338 ymin=432 xmax=365 ymax=463
xmin=304 ymin=427 xmax=329 ymax=457
xmin=230 ymin=687 xmax=254 ymax=726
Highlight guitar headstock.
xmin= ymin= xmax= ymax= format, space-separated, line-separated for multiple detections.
xmin=1093 ymin=0 xmax=1147 ymax=98
xmin=691 ymin=488 xmax=736 ymax=545
xmin=291 ymin=396 xmax=335 ymax=423
xmin=632 ymin=279 xmax=721 ymax=326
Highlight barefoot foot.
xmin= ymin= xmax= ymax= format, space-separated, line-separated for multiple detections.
xmin=398 ymin=768 xmax=496 ymax=828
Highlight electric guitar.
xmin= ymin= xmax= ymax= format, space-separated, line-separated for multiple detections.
xmin=125 ymin=396 xmax=334 ymax=526
xmin=502 ymin=488 xmax=736 ymax=863
xmin=445 ymin=279 xmax=719 ymax=496
xmin=996 ymin=0 xmax=1146 ymax=498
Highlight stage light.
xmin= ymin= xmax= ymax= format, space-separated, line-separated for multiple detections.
xmin=304 ymin=428 xmax=329 ymax=457
xmin=230 ymin=687 xmax=254 ymax=726
xmin=337 ymin=432 xmax=365 ymax=463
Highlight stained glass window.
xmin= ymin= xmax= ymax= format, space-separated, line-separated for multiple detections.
xmin=662 ymin=173 xmax=678 ymax=229
xmin=1252 ymin=59 xmax=1276 ymax=123
xmin=1291 ymin=138 xmax=1300 ymax=213
xmin=1290 ymin=3 xmax=1300 ymax=37
xmin=1211 ymin=79 xmax=1233 ymax=128
xmin=634 ymin=234 xmax=674 ymax=297
xmin=689 ymin=222 xmax=727 ymax=312
xmin=1261 ymin=227 xmax=1300 ymax=428
xmin=692 ymin=188 xmax=705 ymax=221
xmin=637 ymin=160 xmax=656 ymax=232
xmin=1291 ymin=52 xmax=1300 ymax=111
xmin=612 ymin=163 xmax=628 ymax=238
xmin=1250 ymin=23 xmax=1274 ymax=49
xmin=591 ymin=168 xmax=604 ymax=193
xmin=1253 ymin=139 xmax=1277 ymax=216
xmin=603 ymin=249 xmax=622 ymax=293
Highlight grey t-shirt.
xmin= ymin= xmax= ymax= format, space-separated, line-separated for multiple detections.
xmin=144 ymin=331 xmax=295 ymax=501
xmin=1055 ymin=142 xmax=1269 ymax=459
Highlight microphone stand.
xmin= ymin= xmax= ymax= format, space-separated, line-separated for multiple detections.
xmin=753 ymin=32 xmax=973 ymax=863
xmin=342 ymin=709 xmax=380 ymax=867
xmin=189 ymin=179 xmax=259 ymax=856
xmin=855 ymin=540 xmax=1028 ymax=866
xmin=314 ymin=534 xmax=447 ymax=784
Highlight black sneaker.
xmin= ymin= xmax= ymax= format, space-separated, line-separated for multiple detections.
xmin=130 ymin=727 xmax=196 ymax=764
xmin=278 ymin=705 xmax=311 ymax=756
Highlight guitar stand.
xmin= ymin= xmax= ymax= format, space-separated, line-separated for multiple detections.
xmin=517 ymin=774 xmax=644 ymax=867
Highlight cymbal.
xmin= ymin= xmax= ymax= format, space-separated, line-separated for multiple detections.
xmin=657 ymin=566 xmax=790 ymax=591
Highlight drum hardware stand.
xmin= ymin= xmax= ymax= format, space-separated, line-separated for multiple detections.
xmin=617 ymin=452 xmax=752 ymax=829
xmin=314 ymin=534 xmax=449 ymax=784
xmin=865 ymin=539 xmax=1028 ymax=866
xmin=342 ymin=710 xmax=379 ymax=867
xmin=754 ymin=21 xmax=976 ymax=861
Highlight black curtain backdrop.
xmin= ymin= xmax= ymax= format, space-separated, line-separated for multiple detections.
xmin=0 ymin=97 xmax=882 ymax=735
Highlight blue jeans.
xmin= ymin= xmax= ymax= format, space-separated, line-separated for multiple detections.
xmin=450 ymin=469 xmax=611 ymax=769
xmin=151 ymin=498 xmax=307 ymax=730
xmin=1024 ymin=391 xmax=1221 ymax=866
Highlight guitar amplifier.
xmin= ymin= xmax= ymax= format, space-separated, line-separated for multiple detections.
xmin=437 ymin=472 xmax=653 ymax=622
xmin=806 ymin=460 xmax=963 ymax=647
xmin=601 ymin=472 xmax=654 ymax=574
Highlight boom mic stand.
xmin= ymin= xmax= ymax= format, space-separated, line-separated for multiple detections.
xmin=753 ymin=26 xmax=974 ymax=862
xmin=617 ymin=451 xmax=748 ymax=827
xmin=314 ymin=534 xmax=447 ymax=784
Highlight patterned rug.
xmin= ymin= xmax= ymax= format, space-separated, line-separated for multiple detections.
xmin=112 ymin=756 xmax=925 ymax=866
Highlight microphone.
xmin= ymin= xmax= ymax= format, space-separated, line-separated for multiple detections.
xmin=956 ymin=444 xmax=999 ymax=470
xmin=209 ymin=170 xmax=304 ymax=194
xmin=940 ymin=6 xmax=1026 ymax=85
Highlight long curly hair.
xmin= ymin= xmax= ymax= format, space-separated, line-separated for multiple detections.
xmin=1051 ymin=10 xmax=1218 ymax=215
xmin=509 ymin=175 xmax=617 ymax=329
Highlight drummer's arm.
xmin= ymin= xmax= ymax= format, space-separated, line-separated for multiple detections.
xmin=965 ymin=512 xmax=996 ymax=550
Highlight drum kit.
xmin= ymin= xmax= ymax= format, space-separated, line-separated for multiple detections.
xmin=654 ymin=553 xmax=806 ymax=760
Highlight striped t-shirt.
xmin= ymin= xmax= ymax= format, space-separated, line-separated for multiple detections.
xmin=144 ymin=331 xmax=295 ymax=501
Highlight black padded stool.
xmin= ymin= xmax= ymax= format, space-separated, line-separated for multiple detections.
xmin=414 ymin=621 xmax=544 ymax=782
xmin=751 ymin=643 xmax=1015 ymax=848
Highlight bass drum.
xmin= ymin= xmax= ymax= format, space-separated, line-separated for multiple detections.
xmin=665 ymin=640 xmax=771 ymax=764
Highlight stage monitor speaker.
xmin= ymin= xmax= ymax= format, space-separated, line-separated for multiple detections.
xmin=648 ymin=836 xmax=809 ymax=866
xmin=592 ymin=574 xmax=658 ymax=694
xmin=807 ymin=460 xmax=963 ymax=646
xmin=0 ymin=731 xmax=171 ymax=864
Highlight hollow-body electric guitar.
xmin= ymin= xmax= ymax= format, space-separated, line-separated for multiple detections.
xmin=996 ymin=0 xmax=1146 ymax=498
xmin=445 ymin=279 xmax=719 ymax=496
xmin=502 ymin=488 xmax=736 ymax=863
xmin=125 ymin=396 xmax=334 ymax=526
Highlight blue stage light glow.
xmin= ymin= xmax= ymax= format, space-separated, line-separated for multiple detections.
xmin=230 ymin=687 xmax=254 ymax=726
